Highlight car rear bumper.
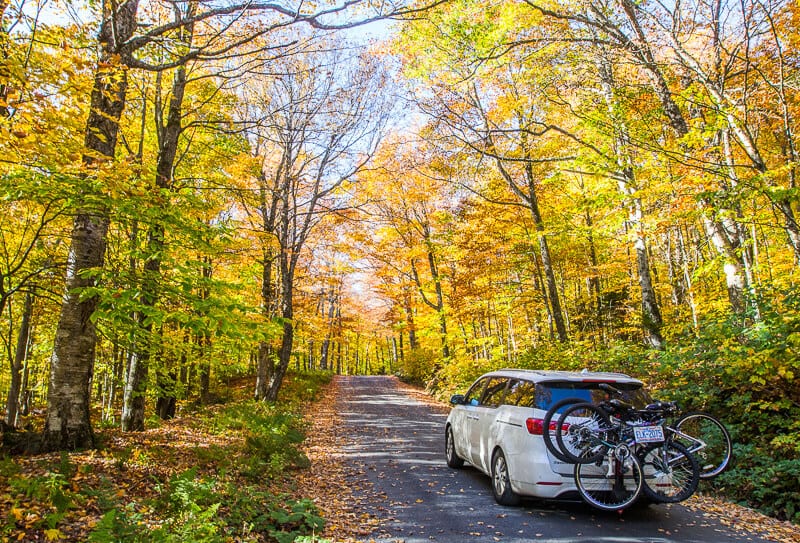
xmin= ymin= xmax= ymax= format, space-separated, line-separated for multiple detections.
xmin=507 ymin=450 xmax=576 ymax=499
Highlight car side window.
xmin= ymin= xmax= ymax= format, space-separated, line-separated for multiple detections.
xmin=481 ymin=378 xmax=509 ymax=408
xmin=505 ymin=379 xmax=537 ymax=407
xmin=464 ymin=378 xmax=488 ymax=406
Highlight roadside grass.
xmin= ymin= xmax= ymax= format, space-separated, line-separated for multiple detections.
xmin=0 ymin=371 xmax=333 ymax=543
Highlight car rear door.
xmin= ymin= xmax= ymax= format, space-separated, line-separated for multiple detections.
xmin=469 ymin=377 xmax=510 ymax=472
xmin=458 ymin=378 xmax=488 ymax=465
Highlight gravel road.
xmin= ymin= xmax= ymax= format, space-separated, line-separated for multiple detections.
xmin=334 ymin=375 xmax=780 ymax=543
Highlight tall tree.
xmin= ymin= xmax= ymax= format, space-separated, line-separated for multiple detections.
xmin=121 ymin=2 xmax=198 ymax=432
xmin=42 ymin=0 xmax=143 ymax=450
xmin=595 ymin=45 xmax=664 ymax=347
xmin=239 ymin=42 xmax=391 ymax=401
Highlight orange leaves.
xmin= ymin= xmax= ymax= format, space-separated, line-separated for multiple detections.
xmin=685 ymin=495 xmax=800 ymax=543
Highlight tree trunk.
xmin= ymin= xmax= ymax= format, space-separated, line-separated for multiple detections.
xmin=266 ymin=308 xmax=293 ymax=402
xmin=195 ymin=254 xmax=212 ymax=404
xmin=20 ymin=353 xmax=31 ymax=417
xmin=404 ymin=295 xmax=418 ymax=350
xmin=597 ymin=50 xmax=663 ymax=348
xmin=121 ymin=346 xmax=147 ymax=431
xmin=122 ymin=7 xmax=194 ymax=429
xmin=41 ymin=0 xmax=140 ymax=452
xmin=199 ymin=333 xmax=211 ymax=404
xmin=320 ymin=286 xmax=337 ymax=370
xmin=481 ymin=101 xmax=568 ymax=342
xmin=266 ymin=226 xmax=294 ymax=402
xmin=254 ymin=161 xmax=280 ymax=400
xmin=411 ymin=235 xmax=451 ymax=360
xmin=5 ymin=291 xmax=32 ymax=428
xmin=255 ymin=341 xmax=274 ymax=400
xmin=523 ymin=162 xmax=568 ymax=343
xmin=255 ymin=245 xmax=277 ymax=400
xmin=155 ymin=370 xmax=177 ymax=420
xmin=634 ymin=236 xmax=664 ymax=347
xmin=42 ymin=213 xmax=109 ymax=450
xmin=428 ymin=247 xmax=451 ymax=360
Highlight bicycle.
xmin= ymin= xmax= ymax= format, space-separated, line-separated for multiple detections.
xmin=543 ymin=385 xmax=732 ymax=479
xmin=593 ymin=383 xmax=732 ymax=480
xmin=551 ymin=391 xmax=701 ymax=505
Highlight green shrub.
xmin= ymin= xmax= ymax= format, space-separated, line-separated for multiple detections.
xmin=714 ymin=444 xmax=800 ymax=523
xmin=266 ymin=498 xmax=325 ymax=543
xmin=645 ymin=295 xmax=800 ymax=523
xmin=88 ymin=505 xmax=148 ymax=543
xmin=280 ymin=370 xmax=333 ymax=407
xmin=208 ymin=400 xmax=310 ymax=479
xmin=222 ymin=486 xmax=324 ymax=543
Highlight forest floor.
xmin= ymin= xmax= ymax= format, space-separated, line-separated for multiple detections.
xmin=1 ymin=375 xmax=799 ymax=542
xmin=0 ymin=376 xmax=327 ymax=542
xmin=1 ymin=412 xmax=243 ymax=541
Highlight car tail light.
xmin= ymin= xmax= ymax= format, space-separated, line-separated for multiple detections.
xmin=525 ymin=418 xmax=570 ymax=435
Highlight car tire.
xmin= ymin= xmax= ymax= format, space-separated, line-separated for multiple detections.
xmin=491 ymin=449 xmax=521 ymax=506
xmin=445 ymin=426 xmax=465 ymax=469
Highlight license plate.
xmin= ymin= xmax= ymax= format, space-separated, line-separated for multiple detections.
xmin=634 ymin=425 xmax=665 ymax=443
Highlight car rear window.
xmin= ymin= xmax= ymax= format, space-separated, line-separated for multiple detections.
xmin=534 ymin=381 xmax=649 ymax=411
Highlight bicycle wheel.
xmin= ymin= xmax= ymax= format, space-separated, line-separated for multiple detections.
xmin=556 ymin=402 xmax=613 ymax=464
xmin=638 ymin=441 xmax=700 ymax=503
xmin=574 ymin=448 xmax=643 ymax=511
xmin=542 ymin=397 xmax=587 ymax=463
xmin=674 ymin=412 xmax=732 ymax=479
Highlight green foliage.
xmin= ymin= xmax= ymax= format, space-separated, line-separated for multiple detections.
xmin=82 ymin=370 xmax=332 ymax=541
xmin=0 ymin=456 xmax=21 ymax=479
xmin=88 ymin=469 xmax=226 ymax=543
xmin=88 ymin=505 xmax=148 ymax=543
xmin=87 ymin=475 xmax=325 ymax=543
xmin=280 ymin=370 xmax=334 ymax=407
xmin=715 ymin=444 xmax=800 ymax=523
xmin=193 ymin=444 xmax=230 ymax=468
xmin=656 ymin=292 xmax=800 ymax=441
xmin=266 ymin=499 xmax=325 ymax=543
xmin=241 ymin=431 xmax=310 ymax=480
xmin=196 ymin=372 xmax=330 ymax=480
xmin=6 ymin=470 xmax=76 ymax=529
xmin=156 ymin=467 xmax=219 ymax=514
xmin=223 ymin=488 xmax=324 ymax=543
xmin=648 ymin=292 xmax=800 ymax=522
xmin=217 ymin=402 xmax=310 ymax=479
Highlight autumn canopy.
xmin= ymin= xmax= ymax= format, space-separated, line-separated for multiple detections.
xmin=1 ymin=0 xmax=800 ymax=526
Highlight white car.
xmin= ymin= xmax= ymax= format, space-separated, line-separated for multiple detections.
xmin=444 ymin=369 xmax=648 ymax=505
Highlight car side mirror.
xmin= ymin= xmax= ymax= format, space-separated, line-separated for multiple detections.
xmin=450 ymin=394 xmax=465 ymax=405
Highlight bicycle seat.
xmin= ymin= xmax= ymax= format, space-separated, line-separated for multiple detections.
xmin=645 ymin=401 xmax=677 ymax=411
xmin=606 ymin=398 xmax=633 ymax=411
